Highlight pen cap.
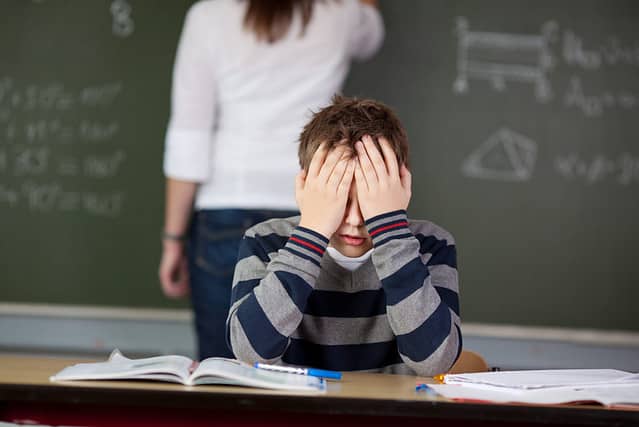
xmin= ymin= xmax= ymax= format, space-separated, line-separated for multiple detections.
xmin=307 ymin=368 xmax=342 ymax=380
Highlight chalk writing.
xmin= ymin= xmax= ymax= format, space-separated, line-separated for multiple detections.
xmin=555 ymin=153 xmax=639 ymax=185
xmin=80 ymin=83 xmax=122 ymax=107
xmin=3 ymin=147 xmax=127 ymax=179
xmin=83 ymin=191 xmax=124 ymax=216
xmin=111 ymin=0 xmax=134 ymax=38
xmin=12 ymin=181 xmax=125 ymax=216
xmin=84 ymin=150 xmax=126 ymax=178
xmin=13 ymin=147 xmax=49 ymax=176
xmin=24 ymin=119 xmax=73 ymax=144
xmin=79 ymin=120 xmax=120 ymax=142
xmin=1 ymin=120 xmax=120 ymax=144
xmin=564 ymin=76 xmax=638 ymax=117
xmin=0 ymin=78 xmax=126 ymax=217
xmin=0 ymin=79 xmax=122 ymax=113
xmin=21 ymin=181 xmax=61 ymax=212
xmin=563 ymin=30 xmax=639 ymax=69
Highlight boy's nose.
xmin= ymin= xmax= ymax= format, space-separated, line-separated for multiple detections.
xmin=344 ymin=197 xmax=364 ymax=227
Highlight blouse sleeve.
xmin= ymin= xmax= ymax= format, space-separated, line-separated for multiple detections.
xmin=163 ymin=3 xmax=216 ymax=182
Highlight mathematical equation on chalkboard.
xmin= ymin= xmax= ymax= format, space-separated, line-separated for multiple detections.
xmin=0 ymin=78 xmax=125 ymax=217
xmin=461 ymin=127 xmax=639 ymax=185
xmin=454 ymin=18 xmax=639 ymax=185
xmin=453 ymin=17 xmax=639 ymax=114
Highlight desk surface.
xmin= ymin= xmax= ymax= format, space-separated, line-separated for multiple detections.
xmin=0 ymin=355 xmax=637 ymax=427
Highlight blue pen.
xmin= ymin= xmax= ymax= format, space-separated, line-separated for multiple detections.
xmin=254 ymin=362 xmax=342 ymax=380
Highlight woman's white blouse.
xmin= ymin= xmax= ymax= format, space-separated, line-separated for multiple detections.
xmin=164 ymin=0 xmax=384 ymax=210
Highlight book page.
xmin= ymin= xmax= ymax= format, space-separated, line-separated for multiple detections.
xmin=50 ymin=349 xmax=193 ymax=384
xmin=189 ymin=358 xmax=325 ymax=392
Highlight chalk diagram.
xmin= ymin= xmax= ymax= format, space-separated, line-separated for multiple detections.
xmin=453 ymin=17 xmax=558 ymax=102
xmin=461 ymin=128 xmax=537 ymax=182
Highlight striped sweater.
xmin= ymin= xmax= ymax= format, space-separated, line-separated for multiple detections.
xmin=226 ymin=210 xmax=461 ymax=376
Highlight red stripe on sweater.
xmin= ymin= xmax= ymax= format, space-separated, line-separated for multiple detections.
xmin=369 ymin=221 xmax=408 ymax=237
xmin=290 ymin=236 xmax=324 ymax=255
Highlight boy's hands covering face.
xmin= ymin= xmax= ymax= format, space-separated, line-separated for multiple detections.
xmin=354 ymin=135 xmax=412 ymax=220
xmin=296 ymin=143 xmax=355 ymax=239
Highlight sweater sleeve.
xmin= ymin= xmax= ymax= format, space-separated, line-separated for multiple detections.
xmin=163 ymin=3 xmax=216 ymax=182
xmin=226 ymin=226 xmax=328 ymax=364
xmin=366 ymin=210 xmax=462 ymax=376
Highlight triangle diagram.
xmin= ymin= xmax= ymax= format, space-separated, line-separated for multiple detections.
xmin=462 ymin=127 xmax=537 ymax=181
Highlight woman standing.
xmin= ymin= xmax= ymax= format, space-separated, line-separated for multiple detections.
xmin=159 ymin=0 xmax=383 ymax=359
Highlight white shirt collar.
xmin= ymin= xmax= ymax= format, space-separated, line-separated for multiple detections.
xmin=326 ymin=247 xmax=373 ymax=271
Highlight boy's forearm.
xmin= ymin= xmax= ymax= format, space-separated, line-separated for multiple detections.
xmin=227 ymin=227 xmax=327 ymax=363
xmin=367 ymin=211 xmax=462 ymax=376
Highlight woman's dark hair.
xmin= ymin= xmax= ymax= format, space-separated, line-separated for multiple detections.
xmin=244 ymin=0 xmax=315 ymax=43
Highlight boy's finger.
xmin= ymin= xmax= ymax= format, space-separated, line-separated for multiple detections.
xmin=379 ymin=137 xmax=399 ymax=179
xmin=362 ymin=135 xmax=388 ymax=180
xmin=307 ymin=142 xmax=328 ymax=178
xmin=354 ymin=161 xmax=368 ymax=192
xmin=327 ymin=156 xmax=350 ymax=190
xmin=356 ymin=139 xmax=378 ymax=186
xmin=318 ymin=144 xmax=348 ymax=183
xmin=338 ymin=160 xmax=356 ymax=196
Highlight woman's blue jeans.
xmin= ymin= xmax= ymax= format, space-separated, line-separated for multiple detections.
xmin=187 ymin=208 xmax=298 ymax=360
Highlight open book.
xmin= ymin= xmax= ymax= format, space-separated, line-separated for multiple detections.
xmin=50 ymin=350 xmax=325 ymax=393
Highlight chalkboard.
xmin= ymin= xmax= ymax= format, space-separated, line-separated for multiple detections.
xmin=344 ymin=0 xmax=639 ymax=331
xmin=1 ymin=1 xmax=638 ymax=331
xmin=0 ymin=0 xmax=195 ymax=309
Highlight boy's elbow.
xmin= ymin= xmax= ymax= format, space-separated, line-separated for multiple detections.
xmin=405 ymin=323 xmax=462 ymax=376
xmin=409 ymin=349 xmax=459 ymax=377
xmin=227 ymin=316 xmax=280 ymax=365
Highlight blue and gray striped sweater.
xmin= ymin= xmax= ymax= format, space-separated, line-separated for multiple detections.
xmin=226 ymin=210 xmax=461 ymax=376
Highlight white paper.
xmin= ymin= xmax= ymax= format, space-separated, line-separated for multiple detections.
xmin=429 ymin=383 xmax=639 ymax=406
xmin=444 ymin=369 xmax=638 ymax=390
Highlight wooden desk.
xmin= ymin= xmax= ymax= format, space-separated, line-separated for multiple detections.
xmin=0 ymin=355 xmax=637 ymax=427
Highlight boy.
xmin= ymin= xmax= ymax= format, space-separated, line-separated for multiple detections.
xmin=226 ymin=96 xmax=461 ymax=375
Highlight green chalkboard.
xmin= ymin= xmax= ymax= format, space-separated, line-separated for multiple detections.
xmin=1 ymin=1 xmax=638 ymax=331
xmin=345 ymin=0 xmax=639 ymax=331
xmin=0 ymin=0 xmax=195 ymax=308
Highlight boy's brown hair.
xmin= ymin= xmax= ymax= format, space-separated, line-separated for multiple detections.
xmin=298 ymin=95 xmax=409 ymax=170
